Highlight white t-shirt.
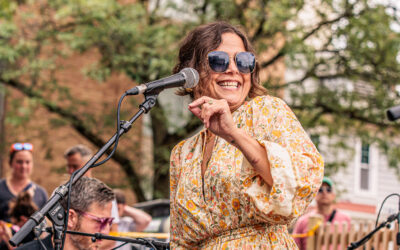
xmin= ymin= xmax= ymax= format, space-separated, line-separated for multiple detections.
xmin=111 ymin=199 xmax=120 ymax=224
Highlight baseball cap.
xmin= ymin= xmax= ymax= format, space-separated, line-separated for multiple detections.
xmin=322 ymin=177 xmax=334 ymax=187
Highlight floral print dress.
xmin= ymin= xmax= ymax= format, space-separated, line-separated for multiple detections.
xmin=170 ymin=95 xmax=324 ymax=249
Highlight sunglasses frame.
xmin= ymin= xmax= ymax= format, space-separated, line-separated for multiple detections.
xmin=207 ymin=51 xmax=256 ymax=74
xmin=76 ymin=210 xmax=114 ymax=231
xmin=318 ymin=186 xmax=333 ymax=194
xmin=10 ymin=143 xmax=33 ymax=153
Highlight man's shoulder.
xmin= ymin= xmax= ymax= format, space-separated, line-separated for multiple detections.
xmin=334 ymin=209 xmax=352 ymax=221
xmin=16 ymin=235 xmax=53 ymax=250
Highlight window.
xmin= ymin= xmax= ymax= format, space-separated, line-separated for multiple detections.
xmin=310 ymin=134 xmax=320 ymax=149
xmin=360 ymin=143 xmax=370 ymax=190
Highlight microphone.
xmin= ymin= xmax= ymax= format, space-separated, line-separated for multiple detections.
xmin=387 ymin=105 xmax=400 ymax=121
xmin=126 ymin=68 xmax=199 ymax=95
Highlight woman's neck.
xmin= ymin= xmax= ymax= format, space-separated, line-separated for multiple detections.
xmin=7 ymin=176 xmax=30 ymax=195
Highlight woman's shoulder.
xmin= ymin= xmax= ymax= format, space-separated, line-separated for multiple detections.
xmin=238 ymin=95 xmax=289 ymax=116
xmin=249 ymin=95 xmax=286 ymax=107
xmin=172 ymin=131 xmax=202 ymax=153
xmin=31 ymin=182 xmax=47 ymax=195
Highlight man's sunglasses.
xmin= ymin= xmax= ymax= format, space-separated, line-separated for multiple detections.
xmin=208 ymin=51 xmax=256 ymax=74
xmin=318 ymin=186 xmax=332 ymax=194
xmin=10 ymin=143 xmax=33 ymax=153
xmin=76 ymin=210 xmax=114 ymax=231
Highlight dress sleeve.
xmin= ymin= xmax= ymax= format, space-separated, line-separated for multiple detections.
xmin=169 ymin=141 xmax=184 ymax=249
xmin=241 ymin=96 xmax=324 ymax=224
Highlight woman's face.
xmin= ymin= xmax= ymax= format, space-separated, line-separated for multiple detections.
xmin=203 ymin=32 xmax=251 ymax=111
xmin=10 ymin=151 xmax=33 ymax=180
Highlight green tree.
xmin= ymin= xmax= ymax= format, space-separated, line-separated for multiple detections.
xmin=1 ymin=0 xmax=400 ymax=200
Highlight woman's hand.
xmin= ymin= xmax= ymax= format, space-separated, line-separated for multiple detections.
xmin=188 ymin=96 xmax=236 ymax=141
xmin=189 ymin=96 xmax=273 ymax=187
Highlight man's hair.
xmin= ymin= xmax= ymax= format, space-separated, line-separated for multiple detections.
xmin=173 ymin=21 xmax=267 ymax=99
xmin=60 ymin=177 xmax=114 ymax=212
xmin=114 ymin=189 xmax=126 ymax=205
xmin=64 ymin=144 xmax=92 ymax=159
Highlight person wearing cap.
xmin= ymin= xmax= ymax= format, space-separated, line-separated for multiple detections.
xmin=0 ymin=143 xmax=48 ymax=223
xmin=292 ymin=177 xmax=351 ymax=250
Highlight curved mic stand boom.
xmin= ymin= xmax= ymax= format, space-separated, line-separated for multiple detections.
xmin=10 ymin=92 xmax=163 ymax=250
xmin=347 ymin=212 xmax=399 ymax=250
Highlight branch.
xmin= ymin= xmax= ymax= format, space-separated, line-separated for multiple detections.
xmin=260 ymin=2 xmax=366 ymax=69
xmin=291 ymin=102 xmax=398 ymax=129
xmin=2 ymin=79 xmax=147 ymax=201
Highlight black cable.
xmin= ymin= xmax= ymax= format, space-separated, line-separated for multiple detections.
xmin=35 ymin=227 xmax=48 ymax=250
xmin=38 ymin=236 xmax=48 ymax=250
xmin=60 ymin=93 xmax=127 ymax=249
xmin=375 ymin=193 xmax=400 ymax=228
xmin=140 ymin=238 xmax=157 ymax=249
xmin=92 ymin=92 xmax=127 ymax=167
xmin=61 ymin=171 xmax=77 ymax=250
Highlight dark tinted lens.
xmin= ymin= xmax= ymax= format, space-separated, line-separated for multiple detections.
xmin=100 ymin=218 xmax=114 ymax=231
xmin=208 ymin=51 xmax=229 ymax=72
xmin=319 ymin=186 xmax=332 ymax=193
xmin=236 ymin=52 xmax=255 ymax=73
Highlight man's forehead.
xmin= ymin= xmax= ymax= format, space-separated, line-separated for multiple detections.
xmin=87 ymin=201 xmax=113 ymax=212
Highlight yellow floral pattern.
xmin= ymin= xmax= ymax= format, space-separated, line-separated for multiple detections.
xmin=170 ymin=96 xmax=324 ymax=249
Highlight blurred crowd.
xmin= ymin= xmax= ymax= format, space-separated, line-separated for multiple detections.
xmin=0 ymin=143 xmax=152 ymax=250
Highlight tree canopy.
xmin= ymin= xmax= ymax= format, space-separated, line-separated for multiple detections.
xmin=1 ymin=0 xmax=400 ymax=200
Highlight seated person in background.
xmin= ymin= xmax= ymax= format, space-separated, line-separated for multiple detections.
xmin=292 ymin=177 xmax=351 ymax=250
xmin=0 ymin=191 xmax=38 ymax=250
xmin=64 ymin=144 xmax=120 ymax=249
xmin=114 ymin=189 xmax=152 ymax=250
xmin=114 ymin=189 xmax=152 ymax=233
xmin=16 ymin=177 xmax=115 ymax=250
xmin=0 ymin=143 xmax=48 ymax=223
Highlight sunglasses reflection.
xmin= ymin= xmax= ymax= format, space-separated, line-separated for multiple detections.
xmin=208 ymin=51 xmax=255 ymax=74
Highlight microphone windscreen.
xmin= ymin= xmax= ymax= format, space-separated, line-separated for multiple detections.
xmin=387 ymin=105 xmax=400 ymax=121
xmin=181 ymin=68 xmax=199 ymax=88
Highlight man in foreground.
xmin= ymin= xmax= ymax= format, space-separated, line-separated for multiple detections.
xmin=17 ymin=177 xmax=115 ymax=250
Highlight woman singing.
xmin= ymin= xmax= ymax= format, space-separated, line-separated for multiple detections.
xmin=169 ymin=21 xmax=324 ymax=249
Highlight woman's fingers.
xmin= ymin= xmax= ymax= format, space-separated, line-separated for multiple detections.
xmin=188 ymin=96 xmax=209 ymax=108
xmin=188 ymin=96 xmax=215 ymax=125
xmin=188 ymin=105 xmax=202 ymax=119
xmin=189 ymin=96 xmax=232 ymax=131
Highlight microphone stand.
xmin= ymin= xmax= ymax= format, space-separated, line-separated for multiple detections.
xmin=347 ymin=213 xmax=399 ymax=249
xmin=10 ymin=93 xmax=160 ymax=249
xmin=397 ymin=199 xmax=400 ymax=247
xmin=66 ymin=230 xmax=169 ymax=250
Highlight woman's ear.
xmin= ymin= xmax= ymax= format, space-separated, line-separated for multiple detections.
xmin=67 ymin=209 xmax=79 ymax=229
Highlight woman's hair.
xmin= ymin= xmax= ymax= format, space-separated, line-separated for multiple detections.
xmin=9 ymin=149 xmax=33 ymax=165
xmin=173 ymin=21 xmax=267 ymax=99
xmin=8 ymin=191 xmax=38 ymax=221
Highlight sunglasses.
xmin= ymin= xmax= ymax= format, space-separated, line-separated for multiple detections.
xmin=318 ymin=186 xmax=332 ymax=194
xmin=10 ymin=143 xmax=33 ymax=153
xmin=76 ymin=210 xmax=114 ymax=231
xmin=208 ymin=51 xmax=256 ymax=74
